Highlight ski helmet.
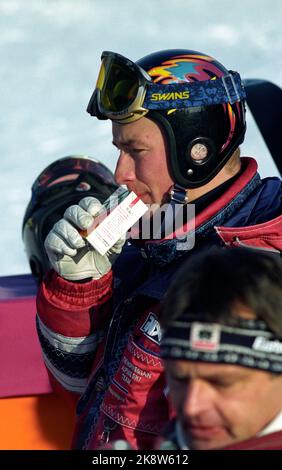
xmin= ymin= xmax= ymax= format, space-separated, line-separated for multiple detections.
xmin=22 ymin=155 xmax=118 ymax=283
xmin=87 ymin=49 xmax=246 ymax=188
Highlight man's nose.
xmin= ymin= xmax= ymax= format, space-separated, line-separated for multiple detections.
xmin=182 ymin=379 xmax=214 ymax=419
xmin=114 ymin=151 xmax=135 ymax=186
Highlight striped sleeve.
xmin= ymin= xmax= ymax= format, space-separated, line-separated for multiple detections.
xmin=36 ymin=314 xmax=105 ymax=393
xmin=36 ymin=269 xmax=113 ymax=395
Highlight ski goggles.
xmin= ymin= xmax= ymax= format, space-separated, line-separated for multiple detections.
xmin=87 ymin=51 xmax=246 ymax=124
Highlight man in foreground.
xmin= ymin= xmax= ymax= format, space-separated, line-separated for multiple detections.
xmin=160 ymin=248 xmax=282 ymax=450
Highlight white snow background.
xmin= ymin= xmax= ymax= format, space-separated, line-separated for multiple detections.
xmin=0 ymin=0 xmax=281 ymax=275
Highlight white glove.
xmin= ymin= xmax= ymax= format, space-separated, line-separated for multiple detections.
xmin=44 ymin=197 xmax=125 ymax=281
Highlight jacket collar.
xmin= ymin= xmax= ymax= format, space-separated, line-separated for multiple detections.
xmin=143 ymin=157 xmax=261 ymax=265
xmin=216 ymin=214 xmax=282 ymax=253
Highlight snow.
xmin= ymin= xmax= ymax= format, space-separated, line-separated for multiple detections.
xmin=0 ymin=0 xmax=281 ymax=275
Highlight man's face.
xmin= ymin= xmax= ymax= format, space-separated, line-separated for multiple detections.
xmin=112 ymin=116 xmax=174 ymax=205
xmin=165 ymin=360 xmax=282 ymax=450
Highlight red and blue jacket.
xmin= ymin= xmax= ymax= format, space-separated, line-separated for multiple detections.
xmin=36 ymin=158 xmax=282 ymax=449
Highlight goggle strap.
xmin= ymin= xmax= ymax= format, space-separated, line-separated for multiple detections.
xmin=222 ymin=73 xmax=241 ymax=104
xmin=143 ymin=71 xmax=246 ymax=110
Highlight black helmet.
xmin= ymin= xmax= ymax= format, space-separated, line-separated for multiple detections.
xmin=22 ymin=155 xmax=118 ymax=283
xmin=87 ymin=49 xmax=246 ymax=188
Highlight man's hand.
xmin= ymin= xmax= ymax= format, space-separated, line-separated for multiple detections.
xmin=44 ymin=197 xmax=125 ymax=281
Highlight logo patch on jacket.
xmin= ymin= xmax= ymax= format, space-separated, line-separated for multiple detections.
xmin=140 ymin=313 xmax=162 ymax=345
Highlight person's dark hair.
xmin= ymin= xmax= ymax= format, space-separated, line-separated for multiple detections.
xmin=160 ymin=247 xmax=282 ymax=338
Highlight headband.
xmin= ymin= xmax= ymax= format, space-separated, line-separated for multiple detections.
xmin=160 ymin=314 xmax=282 ymax=374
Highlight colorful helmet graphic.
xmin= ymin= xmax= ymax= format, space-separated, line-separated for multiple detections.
xmin=87 ymin=49 xmax=246 ymax=188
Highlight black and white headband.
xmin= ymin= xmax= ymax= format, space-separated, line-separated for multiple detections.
xmin=160 ymin=314 xmax=282 ymax=374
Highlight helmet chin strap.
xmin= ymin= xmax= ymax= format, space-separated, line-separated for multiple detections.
xmin=152 ymin=183 xmax=190 ymax=241
xmin=169 ymin=183 xmax=189 ymax=204
xmin=141 ymin=184 xmax=190 ymax=244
